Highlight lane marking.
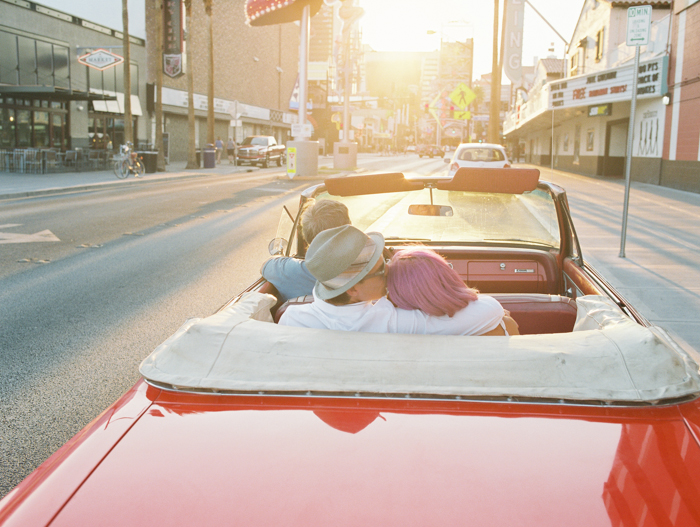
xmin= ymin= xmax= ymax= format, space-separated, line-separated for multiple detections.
xmin=0 ymin=225 xmax=60 ymax=244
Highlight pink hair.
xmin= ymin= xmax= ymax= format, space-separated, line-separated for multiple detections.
xmin=386 ymin=247 xmax=478 ymax=317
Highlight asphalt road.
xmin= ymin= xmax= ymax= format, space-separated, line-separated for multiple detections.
xmin=0 ymin=155 xmax=450 ymax=498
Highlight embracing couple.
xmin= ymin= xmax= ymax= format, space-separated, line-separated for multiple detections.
xmin=276 ymin=222 xmax=518 ymax=336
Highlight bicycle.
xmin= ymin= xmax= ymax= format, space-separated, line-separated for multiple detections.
xmin=113 ymin=142 xmax=145 ymax=179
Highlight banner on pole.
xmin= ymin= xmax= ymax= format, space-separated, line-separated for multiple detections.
xmin=163 ymin=0 xmax=184 ymax=78
xmin=503 ymin=0 xmax=525 ymax=84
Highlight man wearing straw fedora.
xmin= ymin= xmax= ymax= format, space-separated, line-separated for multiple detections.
xmin=278 ymin=225 xmax=506 ymax=335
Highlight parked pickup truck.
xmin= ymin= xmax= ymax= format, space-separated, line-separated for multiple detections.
xmin=237 ymin=136 xmax=285 ymax=167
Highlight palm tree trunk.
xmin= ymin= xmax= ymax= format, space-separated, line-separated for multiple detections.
xmin=122 ymin=0 xmax=133 ymax=146
xmin=184 ymin=0 xmax=197 ymax=169
xmin=204 ymin=0 xmax=214 ymax=147
xmin=155 ymin=0 xmax=165 ymax=171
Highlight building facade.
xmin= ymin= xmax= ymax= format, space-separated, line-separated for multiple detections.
xmin=145 ymin=0 xmax=300 ymax=162
xmin=504 ymin=0 xmax=674 ymax=184
xmin=662 ymin=0 xmax=700 ymax=192
xmin=1 ymin=0 xmax=147 ymax=153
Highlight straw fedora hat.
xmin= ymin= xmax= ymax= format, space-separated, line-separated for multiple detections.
xmin=305 ymin=225 xmax=385 ymax=300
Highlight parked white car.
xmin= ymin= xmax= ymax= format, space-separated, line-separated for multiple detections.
xmin=445 ymin=143 xmax=511 ymax=177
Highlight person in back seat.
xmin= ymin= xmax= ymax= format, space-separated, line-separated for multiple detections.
xmin=262 ymin=199 xmax=351 ymax=301
xmin=386 ymin=247 xmax=519 ymax=335
xmin=278 ymin=225 xmax=508 ymax=335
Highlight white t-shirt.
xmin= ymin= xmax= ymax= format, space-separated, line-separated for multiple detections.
xmin=278 ymin=292 xmax=504 ymax=335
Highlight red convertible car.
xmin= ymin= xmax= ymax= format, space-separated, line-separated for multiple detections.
xmin=2 ymin=169 xmax=700 ymax=527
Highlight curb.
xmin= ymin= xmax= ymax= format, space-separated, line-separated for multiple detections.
xmin=0 ymin=165 xmax=370 ymax=200
xmin=0 ymin=168 xmax=259 ymax=200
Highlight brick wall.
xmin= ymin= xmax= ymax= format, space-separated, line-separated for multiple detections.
xmin=146 ymin=0 xmax=299 ymax=113
xmin=663 ymin=4 xmax=700 ymax=186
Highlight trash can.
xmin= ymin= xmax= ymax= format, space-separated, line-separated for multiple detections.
xmin=138 ymin=151 xmax=158 ymax=173
xmin=203 ymin=144 xmax=216 ymax=168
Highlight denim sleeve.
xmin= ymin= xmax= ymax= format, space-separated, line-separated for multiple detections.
xmin=261 ymin=257 xmax=317 ymax=302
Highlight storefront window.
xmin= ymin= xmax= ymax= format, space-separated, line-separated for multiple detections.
xmin=52 ymin=113 xmax=65 ymax=149
xmin=0 ymin=108 xmax=16 ymax=148
xmin=89 ymin=67 xmax=102 ymax=93
xmin=16 ymin=109 xmax=31 ymax=147
xmin=54 ymin=45 xmax=70 ymax=89
xmin=131 ymin=64 xmax=139 ymax=95
xmin=103 ymin=66 xmax=116 ymax=93
xmin=36 ymin=41 xmax=53 ymax=86
xmin=113 ymin=118 xmax=124 ymax=148
xmin=0 ymin=32 xmax=18 ymax=85
xmin=89 ymin=115 xmax=129 ymax=150
xmin=18 ymin=36 xmax=37 ymax=86
xmin=34 ymin=111 xmax=50 ymax=148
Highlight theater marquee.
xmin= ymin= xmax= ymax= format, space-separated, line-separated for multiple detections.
xmin=549 ymin=56 xmax=668 ymax=110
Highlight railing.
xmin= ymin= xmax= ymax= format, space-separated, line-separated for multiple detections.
xmin=0 ymin=148 xmax=111 ymax=173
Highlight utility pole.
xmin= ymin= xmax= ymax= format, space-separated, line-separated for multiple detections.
xmin=488 ymin=0 xmax=501 ymax=143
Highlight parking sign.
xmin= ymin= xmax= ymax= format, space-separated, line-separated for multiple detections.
xmin=627 ymin=6 xmax=652 ymax=46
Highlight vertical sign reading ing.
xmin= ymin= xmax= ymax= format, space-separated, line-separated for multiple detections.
xmin=163 ymin=0 xmax=184 ymax=78
xmin=503 ymin=0 xmax=525 ymax=84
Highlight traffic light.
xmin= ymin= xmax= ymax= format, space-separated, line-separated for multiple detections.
xmin=424 ymin=103 xmax=429 ymax=113
xmin=450 ymin=105 xmax=454 ymax=118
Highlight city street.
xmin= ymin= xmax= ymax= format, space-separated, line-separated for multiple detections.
xmin=2 ymin=153 xmax=700 ymax=500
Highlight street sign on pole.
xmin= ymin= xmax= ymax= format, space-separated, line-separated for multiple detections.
xmin=626 ymin=5 xmax=652 ymax=46
xmin=620 ymin=5 xmax=652 ymax=258
xmin=286 ymin=147 xmax=297 ymax=178
xmin=449 ymin=83 xmax=476 ymax=110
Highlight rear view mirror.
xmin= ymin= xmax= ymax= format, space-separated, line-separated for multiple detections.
xmin=268 ymin=238 xmax=289 ymax=255
xmin=408 ymin=205 xmax=454 ymax=217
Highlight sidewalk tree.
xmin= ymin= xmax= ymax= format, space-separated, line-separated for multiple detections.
xmin=155 ymin=0 xmax=165 ymax=171
xmin=204 ymin=0 xmax=215 ymax=147
xmin=184 ymin=0 xmax=198 ymax=169
xmin=122 ymin=0 xmax=133 ymax=145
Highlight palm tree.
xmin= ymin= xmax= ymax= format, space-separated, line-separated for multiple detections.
xmin=184 ymin=0 xmax=198 ymax=169
xmin=155 ymin=0 xmax=165 ymax=171
xmin=203 ymin=0 xmax=214 ymax=147
xmin=122 ymin=0 xmax=133 ymax=145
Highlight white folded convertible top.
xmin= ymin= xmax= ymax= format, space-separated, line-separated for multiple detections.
xmin=139 ymin=293 xmax=700 ymax=403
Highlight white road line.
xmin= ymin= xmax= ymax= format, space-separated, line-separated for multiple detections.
xmin=0 ymin=229 xmax=60 ymax=244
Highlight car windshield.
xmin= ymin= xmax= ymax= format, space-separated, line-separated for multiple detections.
xmin=457 ymin=148 xmax=505 ymax=161
xmin=242 ymin=137 xmax=267 ymax=146
xmin=313 ymin=187 xmax=560 ymax=248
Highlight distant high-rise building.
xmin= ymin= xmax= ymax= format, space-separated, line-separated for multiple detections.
xmin=309 ymin=3 xmax=335 ymax=63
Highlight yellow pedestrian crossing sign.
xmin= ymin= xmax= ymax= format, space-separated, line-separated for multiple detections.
xmin=450 ymin=83 xmax=476 ymax=110
xmin=454 ymin=110 xmax=471 ymax=120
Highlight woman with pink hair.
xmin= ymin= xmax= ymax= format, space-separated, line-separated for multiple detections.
xmin=386 ymin=247 xmax=519 ymax=335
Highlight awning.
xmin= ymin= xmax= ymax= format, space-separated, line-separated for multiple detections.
xmin=0 ymin=85 xmax=117 ymax=101
xmin=91 ymin=92 xmax=143 ymax=116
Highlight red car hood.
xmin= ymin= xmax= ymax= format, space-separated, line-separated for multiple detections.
xmin=8 ymin=383 xmax=700 ymax=527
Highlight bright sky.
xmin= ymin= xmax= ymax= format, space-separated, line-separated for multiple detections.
xmin=358 ymin=0 xmax=581 ymax=80
xmin=38 ymin=0 xmax=580 ymax=82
